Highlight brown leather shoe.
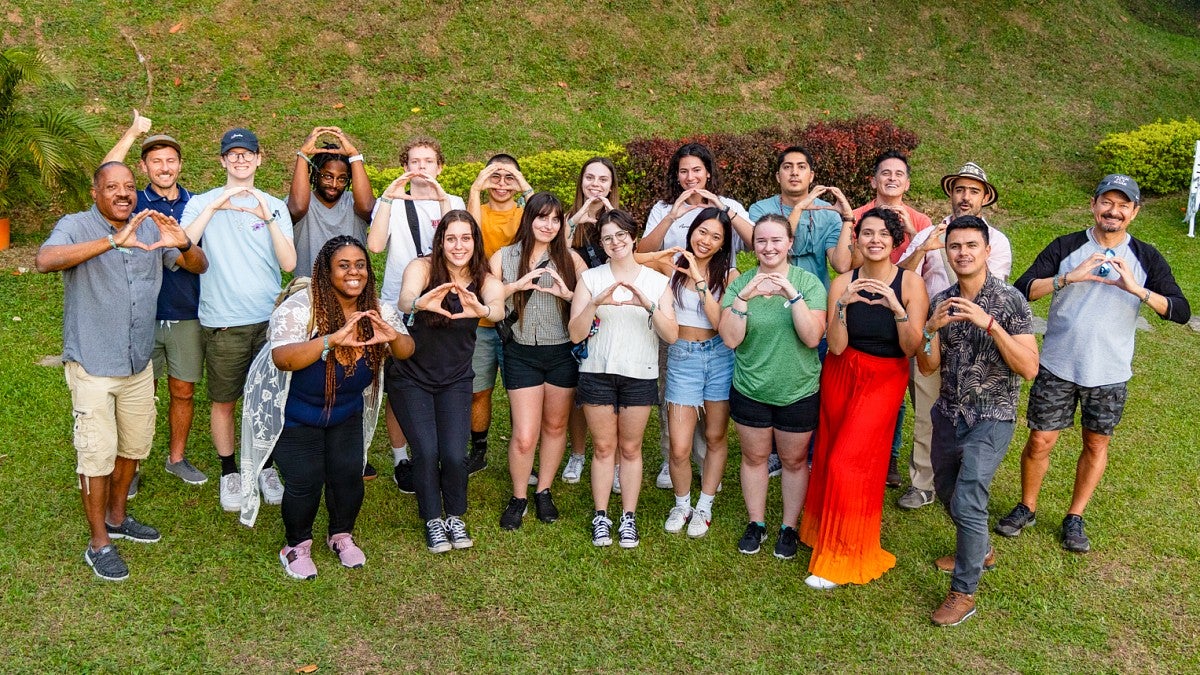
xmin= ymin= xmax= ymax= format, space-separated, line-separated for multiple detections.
xmin=932 ymin=591 xmax=976 ymax=626
xmin=934 ymin=546 xmax=996 ymax=573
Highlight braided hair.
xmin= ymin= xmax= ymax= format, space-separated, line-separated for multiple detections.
xmin=309 ymin=235 xmax=386 ymax=419
xmin=308 ymin=143 xmax=350 ymax=191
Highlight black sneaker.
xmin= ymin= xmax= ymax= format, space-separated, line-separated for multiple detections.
xmin=500 ymin=496 xmax=528 ymax=530
xmin=533 ymin=489 xmax=558 ymax=523
xmin=738 ymin=522 xmax=767 ymax=555
xmin=464 ymin=450 xmax=488 ymax=476
xmin=1061 ymin=514 xmax=1091 ymax=553
xmin=425 ymin=519 xmax=451 ymax=554
xmin=105 ymin=516 xmax=161 ymax=544
xmin=445 ymin=515 xmax=474 ymax=549
xmin=774 ymin=525 xmax=799 ymax=560
xmin=995 ymin=503 xmax=1037 ymax=537
xmin=592 ymin=512 xmax=613 ymax=547
xmin=84 ymin=544 xmax=129 ymax=581
xmin=767 ymin=453 xmax=783 ymax=478
xmin=362 ymin=462 xmax=377 ymax=481
xmin=617 ymin=512 xmax=640 ymax=549
xmin=393 ymin=459 xmax=414 ymax=494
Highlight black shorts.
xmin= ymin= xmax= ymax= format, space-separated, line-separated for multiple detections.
xmin=1026 ymin=366 xmax=1127 ymax=436
xmin=729 ymin=386 xmax=819 ymax=433
xmin=503 ymin=342 xmax=580 ymax=390
xmin=575 ymin=372 xmax=659 ymax=411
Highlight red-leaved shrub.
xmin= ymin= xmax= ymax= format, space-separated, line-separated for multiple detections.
xmin=621 ymin=117 xmax=919 ymax=223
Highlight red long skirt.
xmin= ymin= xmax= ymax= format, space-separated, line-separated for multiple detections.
xmin=800 ymin=346 xmax=909 ymax=586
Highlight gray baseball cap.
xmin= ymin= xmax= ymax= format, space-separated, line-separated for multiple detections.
xmin=1094 ymin=174 xmax=1141 ymax=204
xmin=140 ymin=134 xmax=182 ymax=158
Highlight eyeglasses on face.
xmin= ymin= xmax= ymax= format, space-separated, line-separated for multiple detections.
xmin=600 ymin=231 xmax=632 ymax=246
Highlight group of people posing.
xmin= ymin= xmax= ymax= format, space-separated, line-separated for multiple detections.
xmin=39 ymin=111 xmax=1190 ymax=628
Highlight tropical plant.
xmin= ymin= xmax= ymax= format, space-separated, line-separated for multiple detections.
xmin=0 ymin=47 xmax=102 ymax=215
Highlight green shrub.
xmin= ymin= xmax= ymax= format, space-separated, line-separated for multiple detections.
xmin=1096 ymin=118 xmax=1200 ymax=195
xmin=365 ymin=143 xmax=626 ymax=211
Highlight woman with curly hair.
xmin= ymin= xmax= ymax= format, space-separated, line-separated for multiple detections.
xmin=242 ymin=235 xmax=414 ymax=580
xmin=391 ymin=210 xmax=505 ymax=554
xmin=800 ymin=207 xmax=928 ymax=589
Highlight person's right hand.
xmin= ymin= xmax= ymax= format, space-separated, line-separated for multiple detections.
xmin=129 ymin=109 xmax=152 ymax=135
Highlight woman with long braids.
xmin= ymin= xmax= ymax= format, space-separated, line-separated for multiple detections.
xmin=800 ymin=207 xmax=927 ymax=590
xmin=657 ymin=208 xmax=739 ymax=538
xmin=241 ymin=235 xmax=414 ymax=580
xmin=490 ymin=193 xmax=587 ymax=529
xmin=390 ymin=210 xmax=504 ymax=554
xmin=569 ymin=210 xmax=678 ymax=549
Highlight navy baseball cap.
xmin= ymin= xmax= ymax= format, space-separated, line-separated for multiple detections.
xmin=220 ymin=128 xmax=259 ymax=155
xmin=1094 ymin=174 xmax=1141 ymax=204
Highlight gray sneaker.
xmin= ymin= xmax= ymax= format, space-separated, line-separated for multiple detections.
xmin=105 ymin=515 xmax=161 ymax=543
xmin=84 ymin=544 xmax=129 ymax=581
xmin=995 ymin=503 xmax=1037 ymax=538
xmin=165 ymin=457 xmax=208 ymax=485
xmin=897 ymin=486 xmax=935 ymax=510
xmin=126 ymin=471 xmax=139 ymax=500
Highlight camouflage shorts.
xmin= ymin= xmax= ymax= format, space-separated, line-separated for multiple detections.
xmin=1026 ymin=367 xmax=1127 ymax=436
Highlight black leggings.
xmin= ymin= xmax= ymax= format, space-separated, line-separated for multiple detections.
xmin=272 ymin=411 xmax=365 ymax=547
xmin=388 ymin=376 xmax=472 ymax=521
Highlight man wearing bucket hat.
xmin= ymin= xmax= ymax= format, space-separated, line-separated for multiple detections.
xmin=103 ymin=111 xmax=208 ymax=491
xmin=896 ymin=162 xmax=1012 ymax=512
xmin=997 ymin=174 xmax=1190 ymax=553
xmin=182 ymin=127 xmax=296 ymax=514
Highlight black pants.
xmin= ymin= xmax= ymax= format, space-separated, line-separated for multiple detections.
xmin=272 ymin=411 xmax=365 ymax=547
xmin=388 ymin=376 xmax=472 ymax=521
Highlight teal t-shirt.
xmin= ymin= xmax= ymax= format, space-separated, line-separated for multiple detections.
xmin=723 ymin=265 xmax=826 ymax=406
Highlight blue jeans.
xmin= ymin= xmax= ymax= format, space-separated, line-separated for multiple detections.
xmin=929 ymin=406 xmax=1014 ymax=595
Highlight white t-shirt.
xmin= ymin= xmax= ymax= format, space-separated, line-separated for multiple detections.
xmin=644 ymin=196 xmax=748 ymax=253
xmin=372 ymin=195 xmax=466 ymax=304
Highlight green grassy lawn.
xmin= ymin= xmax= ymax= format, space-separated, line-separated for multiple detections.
xmin=2 ymin=0 xmax=1200 ymax=671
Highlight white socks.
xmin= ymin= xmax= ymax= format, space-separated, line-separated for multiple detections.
xmin=696 ymin=492 xmax=715 ymax=513
xmin=675 ymin=493 xmax=692 ymax=510
xmin=392 ymin=445 xmax=409 ymax=466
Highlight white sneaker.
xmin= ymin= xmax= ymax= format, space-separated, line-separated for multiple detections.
xmin=220 ymin=472 xmax=242 ymax=512
xmin=259 ymin=467 xmax=284 ymax=506
xmin=664 ymin=505 xmax=691 ymax=533
xmin=655 ymin=461 xmax=672 ymax=489
xmin=561 ymin=454 xmax=585 ymax=484
xmin=805 ymin=574 xmax=839 ymax=590
xmin=612 ymin=469 xmax=621 ymax=495
xmin=687 ymin=508 xmax=712 ymax=538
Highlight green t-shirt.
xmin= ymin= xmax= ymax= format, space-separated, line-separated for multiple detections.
xmin=723 ymin=265 xmax=827 ymax=406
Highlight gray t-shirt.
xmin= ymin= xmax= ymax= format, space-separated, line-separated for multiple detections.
xmin=43 ymin=205 xmax=180 ymax=377
xmin=289 ymin=192 xmax=367 ymax=278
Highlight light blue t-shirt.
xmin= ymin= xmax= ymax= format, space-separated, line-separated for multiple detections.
xmin=182 ymin=187 xmax=294 ymax=327
xmin=747 ymin=195 xmax=842 ymax=289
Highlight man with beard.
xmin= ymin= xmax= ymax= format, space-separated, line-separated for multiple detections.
xmin=996 ymin=175 xmax=1190 ymax=552
xmin=897 ymin=162 xmax=1012 ymax=512
xmin=37 ymin=162 xmax=208 ymax=580
xmin=102 ymin=111 xmax=210 ymax=489
xmin=287 ymin=126 xmax=374 ymax=277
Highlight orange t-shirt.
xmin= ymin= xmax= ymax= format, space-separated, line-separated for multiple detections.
xmin=479 ymin=202 xmax=523 ymax=326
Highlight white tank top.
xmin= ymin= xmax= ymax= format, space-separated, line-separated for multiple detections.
xmin=578 ymin=264 xmax=669 ymax=379
xmin=673 ymin=286 xmax=713 ymax=330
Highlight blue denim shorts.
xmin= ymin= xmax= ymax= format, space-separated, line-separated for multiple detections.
xmin=664 ymin=335 xmax=735 ymax=407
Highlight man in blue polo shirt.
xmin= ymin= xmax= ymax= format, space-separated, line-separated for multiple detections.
xmin=37 ymin=162 xmax=208 ymax=580
xmin=104 ymin=111 xmax=207 ymax=489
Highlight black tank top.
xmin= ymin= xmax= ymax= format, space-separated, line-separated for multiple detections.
xmin=846 ymin=269 xmax=906 ymax=358
xmin=395 ymin=283 xmax=480 ymax=390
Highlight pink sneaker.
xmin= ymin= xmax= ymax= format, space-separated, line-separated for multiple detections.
xmin=328 ymin=533 xmax=366 ymax=569
xmin=279 ymin=539 xmax=317 ymax=580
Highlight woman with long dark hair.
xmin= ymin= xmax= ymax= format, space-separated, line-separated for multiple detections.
xmin=490 ymin=193 xmax=587 ymax=529
xmin=242 ymin=235 xmax=414 ymax=580
xmin=658 ymin=207 xmax=739 ymax=538
xmin=569 ymin=210 xmax=678 ymax=549
xmin=801 ymin=208 xmax=928 ymax=589
xmin=390 ymin=210 xmax=504 ymax=554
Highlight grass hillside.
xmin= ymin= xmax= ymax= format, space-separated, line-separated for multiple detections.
xmin=1 ymin=1 xmax=1199 ymax=672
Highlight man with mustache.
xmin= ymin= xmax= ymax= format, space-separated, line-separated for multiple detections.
xmin=897 ymin=162 xmax=1012 ymax=512
xmin=37 ymin=162 xmax=208 ymax=580
xmin=102 ymin=111 xmax=209 ymax=490
xmin=183 ymin=128 xmax=296 ymax=514
xmin=997 ymin=175 xmax=1190 ymax=552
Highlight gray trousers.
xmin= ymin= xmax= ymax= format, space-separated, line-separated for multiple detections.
xmin=930 ymin=406 xmax=1014 ymax=595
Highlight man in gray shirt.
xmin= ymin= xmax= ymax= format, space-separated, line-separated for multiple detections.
xmin=36 ymin=162 xmax=208 ymax=581
xmin=287 ymin=126 xmax=374 ymax=277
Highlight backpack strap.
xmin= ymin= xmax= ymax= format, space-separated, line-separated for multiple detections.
xmin=404 ymin=199 xmax=422 ymax=254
